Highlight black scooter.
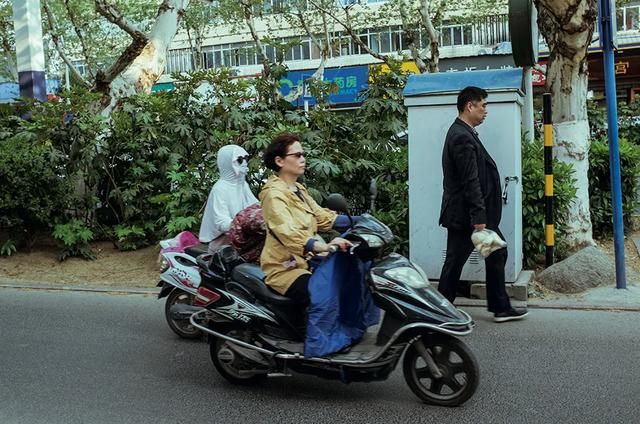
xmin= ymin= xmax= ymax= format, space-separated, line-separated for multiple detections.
xmin=189 ymin=195 xmax=479 ymax=406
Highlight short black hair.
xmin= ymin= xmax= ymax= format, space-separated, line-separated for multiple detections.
xmin=263 ymin=133 xmax=301 ymax=171
xmin=457 ymin=86 xmax=488 ymax=112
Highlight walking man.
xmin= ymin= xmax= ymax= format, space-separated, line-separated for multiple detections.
xmin=438 ymin=86 xmax=528 ymax=323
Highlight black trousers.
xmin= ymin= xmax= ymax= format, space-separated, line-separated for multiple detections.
xmin=285 ymin=273 xmax=311 ymax=308
xmin=438 ymin=227 xmax=511 ymax=313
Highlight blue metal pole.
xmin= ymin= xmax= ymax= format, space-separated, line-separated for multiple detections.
xmin=598 ymin=0 xmax=626 ymax=289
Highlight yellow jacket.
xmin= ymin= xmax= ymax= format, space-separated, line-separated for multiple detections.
xmin=259 ymin=175 xmax=337 ymax=294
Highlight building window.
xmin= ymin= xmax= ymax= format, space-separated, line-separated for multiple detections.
xmin=166 ymin=13 xmax=519 ymax=75
xmin=380 ymin=27 xmax=392 ymax=52
xmin=391 ymin=26 xmax=403 ymax=51
xmin=166 ymin=49 xmax=192 ymax=73
xmin=619 ymin=5 xmax=640 ymax=30
xmin=440 ymin=22 xmax=473 ymax=47
xmin=72 ymin=61 xmax=87 ymax=76
xmin=472 ymin=14 xmax=510 ymax=46
xmin=369 ymin=32 xmax=380 ymax=53
xmin=262 ymin=0 xmax=309 ymax=13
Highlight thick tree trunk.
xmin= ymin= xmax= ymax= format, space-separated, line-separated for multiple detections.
xmin=100 ymin=0 xmax=190 ymax=116
xmin=536 ymin=0 xmax=597 ymax=249
xmin=548 ymin=57 xmax=594 ymax=248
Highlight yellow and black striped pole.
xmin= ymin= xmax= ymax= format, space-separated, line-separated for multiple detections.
xmin=543 ymin=93 xmax=554 ymax=266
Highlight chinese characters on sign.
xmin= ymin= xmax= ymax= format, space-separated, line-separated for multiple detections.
xmin=614 ymin=61 xmax=630 ymax=75
xmin=279 ymin=66 xmax=368 ymax=106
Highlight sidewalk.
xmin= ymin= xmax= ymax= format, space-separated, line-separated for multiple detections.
xmin=2 ymin=277 xmax=639 ymax=312
xmin=454 ymin=283 xmax=640 ymax=311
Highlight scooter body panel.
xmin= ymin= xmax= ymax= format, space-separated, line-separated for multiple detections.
xmin=159 ymin=252 xmax=201 ymax=295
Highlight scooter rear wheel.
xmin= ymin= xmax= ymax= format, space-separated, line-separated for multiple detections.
xmin=165 ymin=289 xmax=202 ymax=339
xmin=403 ymin=334 xmax=479 ymax=407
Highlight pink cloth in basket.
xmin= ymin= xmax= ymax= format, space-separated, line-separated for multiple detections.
xmin=159 ymin=231 xmax=200 ymax=254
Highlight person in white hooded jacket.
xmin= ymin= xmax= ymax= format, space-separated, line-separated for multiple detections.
xmin=199 ymin=144 xmax=258 ymax=253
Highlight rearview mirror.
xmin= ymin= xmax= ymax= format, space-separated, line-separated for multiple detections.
xmin=326 ymin=193 xmax=349 ymax=213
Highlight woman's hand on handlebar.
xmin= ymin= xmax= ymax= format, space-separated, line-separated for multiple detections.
xmin=312 ymin=237 xmax=352 ymax=253
xmin=328 ymin=237 xmax=352 ymax=252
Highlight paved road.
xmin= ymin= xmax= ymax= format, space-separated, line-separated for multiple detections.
xmin=0 ymin=288 xmax=638 ymax=424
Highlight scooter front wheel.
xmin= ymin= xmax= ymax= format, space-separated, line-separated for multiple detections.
xmin=164 ymin=289 xmax=202 ymax=339
xmin=210 ymin=337 xmax=268 ymax=385
xmin=403 ymin=334 xmax=479 ymax=407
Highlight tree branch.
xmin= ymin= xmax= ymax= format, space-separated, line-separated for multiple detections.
xmin=309 ymin=0 xmax=390 ymax=65
xmin=94 ymin=0 xmax=148 ymax=44
xmin=397 ymin=0 xmax=427 ymax=73
xmin=0 ymin=19 xmax=18 ymax=81
xmin=295 ymin=9 xmax=324 ymax=58
xmin=418 ymin=0 xmax=440 ymax=72
xmin=239 ymin=0 xmax=271 ymax=76
xmin=42 ymin=0 xmax=92 ymax=88
xmin=64 ymin=0 xmax=95 ymax=79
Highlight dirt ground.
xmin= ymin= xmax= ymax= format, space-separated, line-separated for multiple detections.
xmin=0 ymin=241 xmax=160 ymax=288
xmin=1 ymin=234 xmax=640 ymax=290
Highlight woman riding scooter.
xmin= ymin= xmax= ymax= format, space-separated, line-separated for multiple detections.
xmin=259 ymin=133 xmax=353 ymax=307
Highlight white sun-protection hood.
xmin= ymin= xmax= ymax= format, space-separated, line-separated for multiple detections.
xmin=198 ymin=145 xmax=258 ymax=243
xmin=217 ymin=144 xmax=249 ymax=183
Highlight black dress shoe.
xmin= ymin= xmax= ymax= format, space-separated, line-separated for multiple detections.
xmin=493 ymin=308 xmax=529 ymax=323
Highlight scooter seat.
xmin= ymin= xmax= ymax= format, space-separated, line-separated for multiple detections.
xmin=231 ymin=263 xmax=296 ymax=307
xmin=184 ymin=243 xmax=209 ymax=258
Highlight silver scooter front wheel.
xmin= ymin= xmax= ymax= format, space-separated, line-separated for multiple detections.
xmin=210 ymin=336 xmax=268 ymax=385
xmin=403 ymin=334 xmax=479 ymax=407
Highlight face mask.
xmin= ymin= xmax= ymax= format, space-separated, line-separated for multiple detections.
xmin=232 ymin=155 xmax=249 ymax=177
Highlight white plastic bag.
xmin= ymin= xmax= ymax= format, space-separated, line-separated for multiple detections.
xmin=471 ymin=229 xmax=507 ymax=258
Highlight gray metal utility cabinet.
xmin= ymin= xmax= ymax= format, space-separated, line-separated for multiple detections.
xmin=403 ymin=68 xmax=524 ymax=283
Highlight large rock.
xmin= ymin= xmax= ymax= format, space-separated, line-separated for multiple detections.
xmin=537 ymin=246 xmax=636 ymax=293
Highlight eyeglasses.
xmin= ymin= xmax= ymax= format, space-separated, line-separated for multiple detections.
xmin=235 ymin=155 xmax=250 ymax=164
xmin=284 ymin=152 xmax=305 ymax=159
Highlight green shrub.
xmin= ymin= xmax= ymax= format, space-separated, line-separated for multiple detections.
xmin=52 ymin=219 xmax=95 ymax=261
xmin=151 ymin=163 xmax=215 ymax=235
xmin=369 ymin=146 xmax=409 ymax=256
xmin=0 ymin=137 xmax=72 ymax=245
xmin=521 ymin=139 xmax=577 ymax=267
xmin=113 ymin=223 xmax=155 ymax=251
xmin=588 ymin=137 xmax=640 ymax=237
xmin=588 ymin=98 xmax=640 ymax=145
xmin=1 ymin=239 xmax=17 ymax=256
xmin=618 ymin=100 xmax=640 ymax=145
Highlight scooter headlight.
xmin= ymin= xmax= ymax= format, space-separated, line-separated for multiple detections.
xmin=159 ymin=257 xmax=170 ymax=273
xmin=384 ymin=266 xmax=428 ymax=289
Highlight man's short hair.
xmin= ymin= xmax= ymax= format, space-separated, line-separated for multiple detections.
xmin=457 ymin=86 xmax=488 ymax=112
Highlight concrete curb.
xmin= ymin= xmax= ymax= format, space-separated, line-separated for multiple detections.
xmin=0 ymin=281 xmax=157 ymax=295
xmin=2 ymin=280 xmax=639 ymax=312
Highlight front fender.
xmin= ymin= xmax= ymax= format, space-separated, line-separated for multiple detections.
xmin=157 ymin=283 xmax=173 ymax=299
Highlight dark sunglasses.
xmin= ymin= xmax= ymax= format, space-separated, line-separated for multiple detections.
xmin=235 ymin=155 xmax=250 ymax=164
xmin=284 ymin=152 xmax=305 ymax=159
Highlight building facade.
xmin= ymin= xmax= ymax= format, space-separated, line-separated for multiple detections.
xmin=72 ymin=1 xmax=640 ymax=106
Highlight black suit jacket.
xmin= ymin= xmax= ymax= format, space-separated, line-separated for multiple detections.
xmin=439 ymin=118 xmax=502 ymax=230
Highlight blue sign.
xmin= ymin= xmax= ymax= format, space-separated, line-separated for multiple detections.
xmin=0 ymin=79 xmax=61 ymax=103
xmin=279 ymin=65 xmax=368 ymax=106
